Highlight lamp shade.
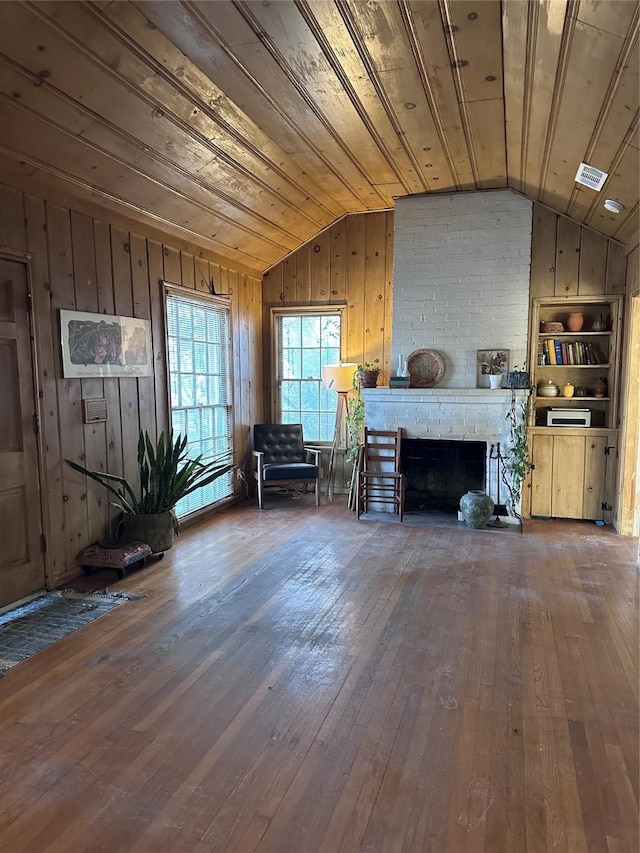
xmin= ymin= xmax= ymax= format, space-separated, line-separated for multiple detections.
xmin=322 ymin=363 xmax=357 ymax=392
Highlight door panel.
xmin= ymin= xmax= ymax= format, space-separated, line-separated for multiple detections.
xmin=0 ymin=259 xmax=44 ymax=607
xmin=552 ymin=435 xmax=586 ymax=519
xmin=583 ymin=435 xmax=608 ymax=520
xmin=529 ymin=433 xmax=553 ymax=517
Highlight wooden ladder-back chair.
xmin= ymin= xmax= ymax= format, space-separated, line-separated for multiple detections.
xmin=357 ymin=427 xmax=405 ymax=521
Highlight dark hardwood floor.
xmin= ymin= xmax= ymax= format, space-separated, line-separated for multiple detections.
xmin=0 ymin=496 xmax=638 ymax=853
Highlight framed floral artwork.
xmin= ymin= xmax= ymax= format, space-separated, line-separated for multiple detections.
xmin=476 ymin=349 xmax=509 ymax=388
xmin=60 ymin=309 xmax=153 ymax=378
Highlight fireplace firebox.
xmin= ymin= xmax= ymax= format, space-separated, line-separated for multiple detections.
xmin=400 ymin=439 xmax=486 ymax=513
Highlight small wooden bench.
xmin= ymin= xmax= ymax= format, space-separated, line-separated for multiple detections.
xmin=77 ymin=541 xmax=154 ymax=579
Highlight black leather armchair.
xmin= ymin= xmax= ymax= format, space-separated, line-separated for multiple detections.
xmin=252 ymin=424 xmax=321 ymax=509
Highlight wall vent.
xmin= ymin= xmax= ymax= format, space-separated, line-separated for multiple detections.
xmin=83 ymin=398 xmax=108 ymax=423
xmin=574 ymin=162 xmax=608 ymax=191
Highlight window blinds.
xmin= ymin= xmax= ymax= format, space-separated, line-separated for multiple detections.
xmin=165 ymin=290 xmax=233 ymax=518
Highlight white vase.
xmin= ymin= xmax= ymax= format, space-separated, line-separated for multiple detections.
xmin=396 ymin=354 xmax=409 ymax=378
xmin=489 ymin=374 xmax=503 ymax=389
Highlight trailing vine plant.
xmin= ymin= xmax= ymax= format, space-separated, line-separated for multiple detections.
xmin=345 ymin=379 xmax=365 ymax=463
xmin=502 ymin=387 xmax=534 ymax=518
xmin=344 ymin=375 xmax=367 ymax=510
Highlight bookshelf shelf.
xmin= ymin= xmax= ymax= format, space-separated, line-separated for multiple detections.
xmin=536 ymin=364 xmax=612 ymax=369
xmin=538 ymin=331 xmax=613 ymax=338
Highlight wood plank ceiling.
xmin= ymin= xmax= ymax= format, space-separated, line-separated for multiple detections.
xmin=0 ymin=0 xmax=637 ymax=274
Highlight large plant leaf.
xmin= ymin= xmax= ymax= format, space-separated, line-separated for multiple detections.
xmin=66 ymin=428 xmax=235 ymax=520
xmin=179 ymin=461 xmax=235 ymax=500
xmin=65 ymin=461 xmax=138 ymax=512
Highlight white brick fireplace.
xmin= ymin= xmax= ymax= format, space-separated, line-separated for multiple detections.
xmin=363 ymin=386 xmax=517 ymax=509
xmin=369 ymin=190 xmax=533 ymax=513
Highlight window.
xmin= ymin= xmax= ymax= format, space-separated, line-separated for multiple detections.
xmin=273 ymin=308 xmax=342 ymax=442
xmin=165 ymin=287 xmax=233 ymax=518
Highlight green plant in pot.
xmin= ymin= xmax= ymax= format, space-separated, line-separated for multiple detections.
xmin=501 ymin=388 xmax=534 ymax=518
xmin=344 ymin=372 xmax=369 ymax=510
xmin=345 ymin=383 xmax=365 ymax=464
xmin=66 ymin=430 xmax=235 ymax=554
xmin=356 ymin=358 xmax=382 ymax=388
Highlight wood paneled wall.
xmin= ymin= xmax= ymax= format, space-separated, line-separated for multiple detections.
xmin=530 ymin=203 xmax=627 ymax=298
xmin=260 ymin=211 xmax=394 ymax=418
xmin=0 ymin=183 xmax=262 ymax=585
xmin=617 ymin=247 xmax=639 ymax=535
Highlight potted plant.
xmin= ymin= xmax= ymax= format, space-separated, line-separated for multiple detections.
xmin=66 ymin=430 xmax=235 ymax=554
xmin=345 ymin=382 xmax=365 ymax=464
xmin=485 ymin=351 xmax=508 ymax=388
xmin=502 ymin=388 xmax=534 ymax=518
xmin=356 ymin=358 xmax=382 ymax=388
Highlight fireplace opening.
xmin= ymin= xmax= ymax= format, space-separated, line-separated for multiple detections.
xmin=400 ymin=438 xmax=486 ymax=513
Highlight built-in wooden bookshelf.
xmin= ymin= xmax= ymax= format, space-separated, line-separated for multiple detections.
xmin=529 ymin=296 xmax=623 ymax=429
xmin=526 ymin=296 xmax=623 ymax=520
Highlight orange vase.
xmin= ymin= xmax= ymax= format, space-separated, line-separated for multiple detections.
xmin=567 ymin=312 xmax=584 ymax=332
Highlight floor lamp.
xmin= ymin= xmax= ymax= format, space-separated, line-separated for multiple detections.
xmin=322 ymin=364 xmax=356 ymax=501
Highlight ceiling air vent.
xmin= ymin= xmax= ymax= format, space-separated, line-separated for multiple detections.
xmin=574 ymin=162 xmax=608 ymax=191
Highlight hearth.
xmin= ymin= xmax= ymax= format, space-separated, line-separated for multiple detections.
xmin=401 ymin=438 xmax=486 ymax=513
xmin=362 ymin=387 xmax=523 ymax=515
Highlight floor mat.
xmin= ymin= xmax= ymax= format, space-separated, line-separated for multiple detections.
xmin=0 ymin=589 xmax=141 ymax=675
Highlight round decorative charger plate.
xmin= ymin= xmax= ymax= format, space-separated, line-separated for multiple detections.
xmin=406 ymin=349 xmax=445 ymax=387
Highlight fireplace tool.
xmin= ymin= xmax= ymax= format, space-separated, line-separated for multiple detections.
xmin=488 ymin=442 xmax=508 ymax=529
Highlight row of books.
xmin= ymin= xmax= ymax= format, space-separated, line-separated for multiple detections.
xmin=538 ymin=339 xmax=605 ymax=366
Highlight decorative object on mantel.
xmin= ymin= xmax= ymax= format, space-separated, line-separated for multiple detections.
xmin=541 ymin=321 xmax=564 ymax=333
xmin=489 ymin=374 xmax=503 ymax=389
xmin=505 ymin=369 xmax=531 ymax=389
xmin=395 ymin=353 xmax=410 ymax=378
xmin=406 ymin=349 xmax=445 ymax=388
xmin=476 ymin=349 xmax=509 ymax=389
xmin=459 ymin=490 xmax=494 ymax=529
xmin=356 ymin=359 xmax=381 ymax=388
xmin=389 ymin=376 xmax=411 ymax=388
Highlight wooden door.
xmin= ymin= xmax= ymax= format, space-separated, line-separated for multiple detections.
xmin=583 ymin=435 xmax=608 ymax=520
xmin=552 ymin=435 xmax=586 ymax=519
xmin=529 ymin=433 xmax=553 ymax=517
xmin=0 ymin=258 xmax=44 ymax=607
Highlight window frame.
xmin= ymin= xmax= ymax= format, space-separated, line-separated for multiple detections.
xmin=270 ymin=304 xmax=346 ymax=442
xmin=163 ymin=283 xmax=235 ymax=519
